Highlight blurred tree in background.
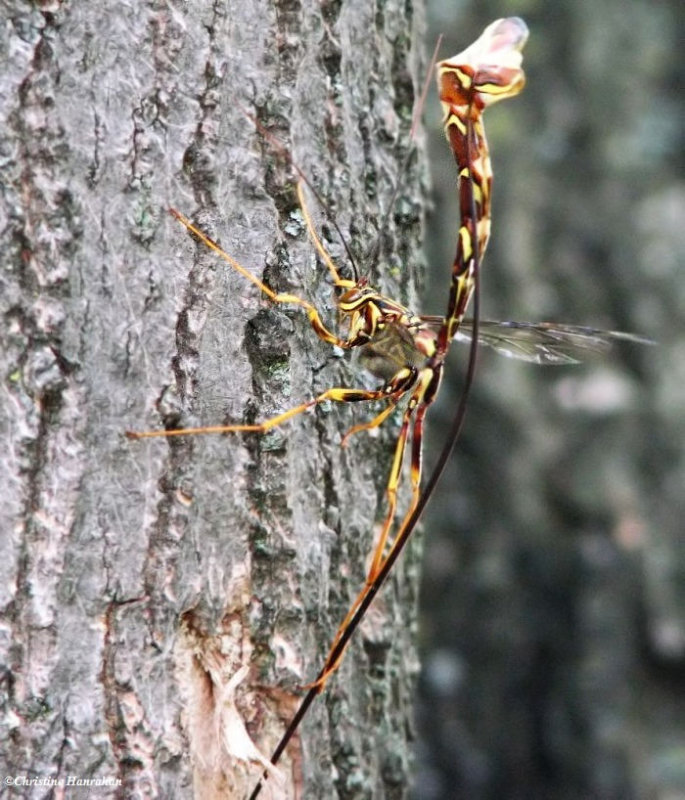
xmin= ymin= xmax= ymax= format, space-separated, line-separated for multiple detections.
xmin=415 ymin=1 xmax=684 ymax=798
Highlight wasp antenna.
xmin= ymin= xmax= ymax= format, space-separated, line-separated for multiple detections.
xmin=237 ymin=102 xmax=361 ymax=282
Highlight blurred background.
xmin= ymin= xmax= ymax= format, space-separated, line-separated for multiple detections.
xmin=414 ymin=1 xmax=684 ymax=798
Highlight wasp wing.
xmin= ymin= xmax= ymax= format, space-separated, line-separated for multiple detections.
xmin=419 ymin=317 xmax=654 ymax=365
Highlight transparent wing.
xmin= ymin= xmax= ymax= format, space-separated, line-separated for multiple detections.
xmin=420 ymin=317 xmax=655 ymax=365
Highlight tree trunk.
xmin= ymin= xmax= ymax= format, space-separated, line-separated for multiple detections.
xmin=1 ymin=2 xmax=426 ymax=798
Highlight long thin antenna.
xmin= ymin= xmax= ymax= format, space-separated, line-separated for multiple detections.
xmin=242 ymin=105 xmax=361 ymax=281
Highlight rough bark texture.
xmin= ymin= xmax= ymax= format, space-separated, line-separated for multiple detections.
xmin=417 ymin=2 xmax=684 ymax=799
xmin=1 ymin=2 xmax=426 ymax=799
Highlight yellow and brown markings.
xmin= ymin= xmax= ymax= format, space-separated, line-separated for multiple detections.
xmin=436 ymin=17 xmax=528 ymax=347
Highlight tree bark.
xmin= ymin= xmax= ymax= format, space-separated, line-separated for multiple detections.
xmin=1 ymin=2 xmax=426 ymax=798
